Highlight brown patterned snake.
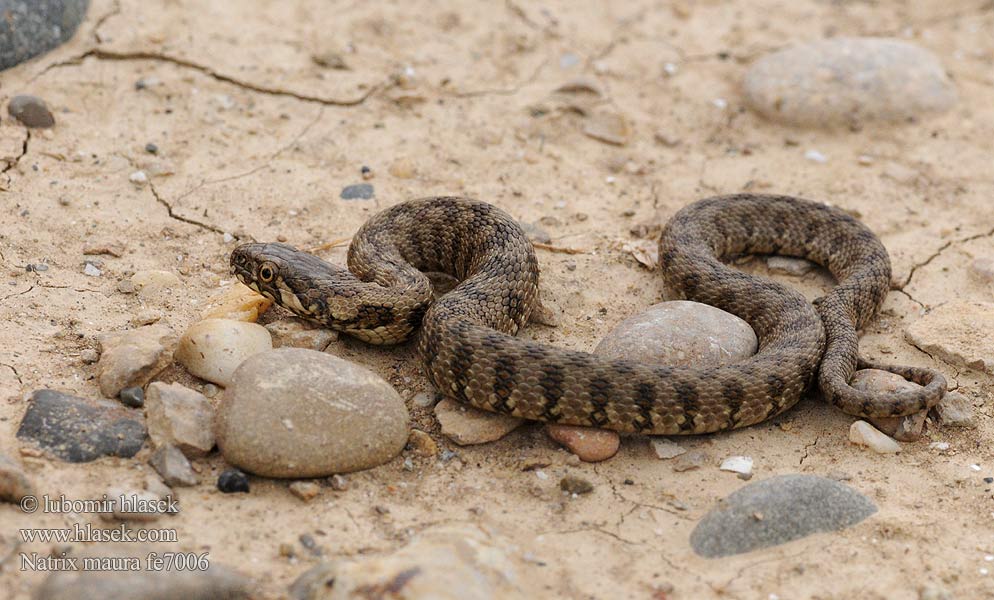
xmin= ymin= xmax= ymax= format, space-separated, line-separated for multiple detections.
xmin=230 ymin=194 xmax=946 ymax=434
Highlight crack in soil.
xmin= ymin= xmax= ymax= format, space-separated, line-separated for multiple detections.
xmin=1 ymin=362 xmax=23 ymax=384
xmin=1 ymin=130 xmax=31 ymax=181
xmin=1 ymin=285 xmax=34 ymax=302
xmin=899 ymin=224 xmax=994 ymax=290
xmin=798 ymin=435 xmax=820 ymax=465
xmin=148 ymin=181 xmax=229 ymax=237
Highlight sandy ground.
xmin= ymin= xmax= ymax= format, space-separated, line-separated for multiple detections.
xmin=2 ymin=1 xmax=994 ymax=598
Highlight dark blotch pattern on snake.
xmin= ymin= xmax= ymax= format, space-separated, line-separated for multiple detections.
xmin=230 ymin=194 xmax=946 ymax=434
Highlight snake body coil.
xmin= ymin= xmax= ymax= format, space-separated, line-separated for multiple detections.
xmin=231 ymin=195 xmax=945 ymax=434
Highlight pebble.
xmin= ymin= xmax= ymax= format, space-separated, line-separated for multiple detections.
xmin=0 ymin=0 xmax=88 ymax=70
xmin=720 ymin=456 xmax=754 ymax=479
xmin=804 ymin=149 xmax=828 ymax=164
xmin=149 ymin=444 xmax=198 ymax=487
xmin=312 ymin=50 xmax=349 ymax=70
xmin=0 ymin=452 xmax=35 ymax=503
xmin=519 ymin=221 xmax=552 ymax=244
xmin=329 ymin=474 xmax=349 ymax=491
xmin=119 ymin=386 xmax=144 ymax=408
xmin=200 ymin=283 xmax=273 ymax=322
xmin=582 ymin=111 xmax=631 ymax=146
xmin=82 ymin=262 xmax=102 ymax=277
xmin=217 ymin=469 xmax=250 ymax=493
xmin=80 ymin=348 xmax=99 ymax=363
xmin=7 ymin=94 xmax=55 ymax=128
xmin=289 ymin=481 xmax=321 ymax=502
xmin=594 ymin=301 xmax=757 ymax=368
xmin=767 ymin=256 xmax=815 ymax=276
xmin=546 ymin=424 xmax=620 ymax=462
xmin=16 ymin=390 xmax=146 ymax=462
xmin=340 ymin=183 xmax=374 ymax=200
xmin=130 ymin=269 xmax=181 ymax=293
xmin=649 ymin=437 xmax=686 ymax=459
xmin=918 ymin=584 xmax=953 ymax=600
xmin=848 ymin=420 xmax=901 ymax=454
xmin=931 ymin=391 xmax=975 ymax=428
xmin=851 ymin=369 xmax=927 ymax=441
xmin=690 ymin=474 xmax=877 ymax=558
xmin=672 ymin=450 xmax=708 ymax=472
xmin=744 ymin=37 xmax=956 ymax=127
xmin=407 ymin=429 xmax=439 ymax=457
xmin=216 ymin=348 xmax=409 ymax=477
xmin=969 ymin=258 xmax=994 ymax=284
xmin=265 ymin=318 xmax=338 ymax=351
xmin=33 ymin=545 xmax=250 ymax=600
xmin=288 ymin=524 xmax=517 ymax=600
xmin=145 ymin=382 xmax=215 ymax=458
xmin=560 ymin=474 xmax=594 ymax=495
xmin=145 ymin=142 xmax=159 ymax=154
xmin=129 ymin=170 xmax=149 ymax=185
xmin=174 ymin=318 xmax=273 ymax=387
xmin=388 ymin=158 xmax=416 ymax=179
xmin=905 ymin=301 xmax=994 ymax=374
xmin=95 ymin=325 xmax=177 ymax=398
xmin=435 ymin=398 xmax=524 ymax=446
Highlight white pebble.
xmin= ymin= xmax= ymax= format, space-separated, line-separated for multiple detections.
xmin=535 ymin=470 xmax=548 ymax=480
xmin=223 ymin=232 xmax=234 ymax=243
xmin=804 ymin=149 xmax=828 ymax=163
xmin=650 ymin=438 xmax=686 ymax=459
xmin=83 ymin=263 xmax=102 ymax=277
xmin=129 ymin=170 xmax=148 ymax=185
xmin=711 ymin=98 xmax=728 ymax=109
xmin=663 ymin=62 xmax=679 ymax=76
xmin=971 ymin=464 xmax=982 ymax=472
xmin=929 ymin=441 xmax=950 ymax=451
xmin=720 ymin=455 xmax=753 ymax=476
xmin=848 ymin=420 xmax=901 ymax=453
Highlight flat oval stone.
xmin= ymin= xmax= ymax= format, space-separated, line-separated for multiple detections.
xmin=744 ymin=37 xmax=956 ymax=127
xmin=216 ymin=348 xmax=409 ymax=477
xmin=8 ymin=94 xmax=55 ymax=127
xmin=594 ymin=300 xmax=757 ymax=367
xmin=690 ymin=474 xmax=877 ymax=557
xmin=174 ymin=319 xmax=273 ymax=386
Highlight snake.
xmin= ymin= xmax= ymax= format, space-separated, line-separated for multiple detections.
xmin=230 ymin=194 xmax=946 ymax=435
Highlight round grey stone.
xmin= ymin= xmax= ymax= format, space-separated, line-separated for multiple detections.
xmin=594 ymin=300 xmax=757 ymax=367
xmin=690 ymin=474 xmax=877 ymax=558
xmin=8 ymin=95 xmax=55 ymax=128
xmin=340 ymin=183 xmax=374 ymax=200
xmin=0 ymin=1 xmax=89 ymax=71
xmin=744 ymin=37 xmax=956 ymax=127
xmin=216 ymin=348 xmax=409 ymax=477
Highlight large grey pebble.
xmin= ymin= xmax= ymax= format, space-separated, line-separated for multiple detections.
xmin=0 ymin=0 xmax=88 ymax=71
xmin=289 ymin=524 xmax=519 ymax=600
xmin=148 ymin=444 xmax=198 ymax=487
xmin=16 ymin=390 xmax=146 ymax=462
xmin=145 ymin=382 xmax=215 ymax=458
xmin=8 ymin=94 xmax=55 ymax=127
xmin=690 ymin=474 xmax=877 ymax=558
xmin=216 ymin=348 xmax=409 ymax=477
xmin=33 ymin=545 xmax=250 ymax=600
xmin=744 ymin=37 xmax=956 ymax=127
xmin=96 ymin=325 xmax=177 ymax=398
xmin=595 ymin=300 xmax=757 ymax=367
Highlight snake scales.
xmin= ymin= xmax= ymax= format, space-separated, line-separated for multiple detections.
xmin=230 ymin=194 xmax=946 ymax=434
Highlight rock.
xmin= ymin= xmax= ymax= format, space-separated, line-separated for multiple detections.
xmin=435 ymin=398 xmax=524 ymax=446
xmin=582 ymin=111 xmax=630 ymax=146
xmin=767 ymin=256 xmax=815 ymax=276
xmin=312 ymin=51 xmax=348 ymax=70
xmin=340 ymin=183 xmax=374 ymax=200
xmin=289 ymin=481 xmax=321 ymax=502
xmin=288 ymin=524 xmax=519 ymax=600
xmin=329 ymin=474 xmax=348 ymax=491
xmin=144 ymin=382 xmax=215 ymax=458
xmin=720 ymin=456 xmax=754 ymax=479
xmin=931 ymin=391 xmax=975 ymax=428
xmin=559 ymin=474 xmax=594 ymax=495
xmin=16 ymin=390 xmax=146 ymax=462
xmin=148 ymin=444 xmax=197 ymax=487
xmin=649 ymin=437 xmax=686 ymax=459
xmin=80 ymin=348 xmax=99 ymax=363
xmin=101 ymin=486 xmax=174 ymax=521
xmin=217 ymin=469 xmax=250 ymax=493
xmin=200 ymin=283 xmax=273 ymax=322
xmin=216 ymin=348 xmax=409 ymax=477
xmin=918 ymin=583 xmax=954 ymax=600
xmin=95 ymin=325 xmax=177 ymax=398
xmin=119 ymin=386 xmax=144 ymax=408
xmin=265 ymin=318 xmax=338 ymax=351
xmin=0 ymin=0 xmax=88 ymax=71
xmin=0 ymin=452 xmax=34 ymax=502
xmin=744 ymin=37 xmax=956 ymax=127
xmin=594 ymin=301 xmax=757 ymax=368
xmin=130 ymin=270 xmax=181 ymax=294
xmin=848 ymin=420 xmax=901 ymax=453
xmin=969 ymin=258 xmax=994 ymax=284
xmin=690 ymin=474 xmax=877 ymax=557
xmin=407 ymin=429 xmax=439 ymax=457
xmin=672 ymin=450 xmax=708 ymax=472
xmin=905 ymin=301 xmax=994 ymax=374
xmin=174 ymin=319 xmax=273 ymax=386
xmin=32 ymin=545 xmax=250 ymax=600
xmin=851 ymin=369 xmax=927 ymax=441
xmin=388 ymin=158 xmax=416 ymax=179
xmin=519 ymin=222 xmax=551 ymax=244
xmin=129 ymin=171 xmax=148 ymax=185
xmin=545 ymin=424 xmax=620 ymax=462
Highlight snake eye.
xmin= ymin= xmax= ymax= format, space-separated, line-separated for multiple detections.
xmin=258 ymin=263 xmax=276 ymax=283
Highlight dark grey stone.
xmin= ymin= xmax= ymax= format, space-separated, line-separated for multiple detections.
xmin=119 ymin=386 xmax=144 ymax=408
xmin=690 ymin=474 xmax=877 ymax=558
xmin=340 ymin=183 xmax=374 ymax=200
xmin=0 ymin=0 xmax=89 ymax=71
xmin=16 ymin=390 xmax=146 ymax=462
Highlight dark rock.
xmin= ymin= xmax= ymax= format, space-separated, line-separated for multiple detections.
xmin=0 ymin=0 xmax=89 ymax=71
xmin=145 ymin=142 xmax=159 ymax=154
xmin=690 ymin=474 xmax=877 ymax=558
xmin=8 ymin=94 xmax=55 ymax=128
xmin=217 ymin=469 xmax=249 ymax=493
xmin=16 ymin=390 xmax=146 ymax=462
xmin=149 ymin=444 xmax=198 ymax=487
xmin=559 ymin=475 xmax=594 ymax=495
xmin=119 ymin=386 xmax=144 ymax=408
xmin=340 ymin=183 xmax=374 ymax=200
